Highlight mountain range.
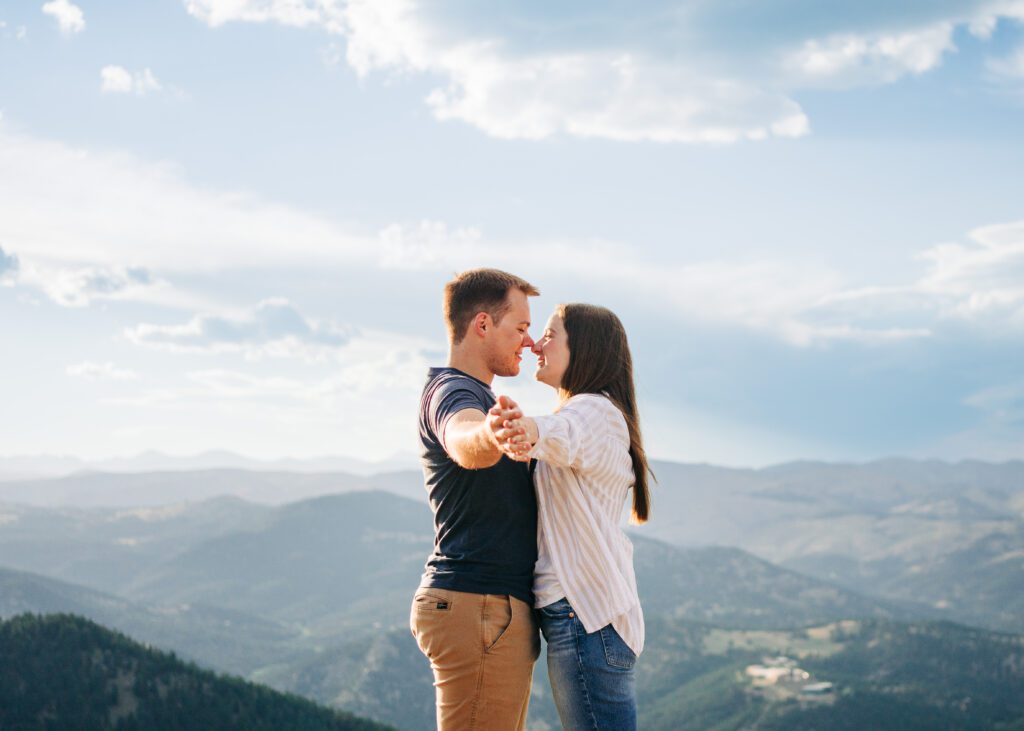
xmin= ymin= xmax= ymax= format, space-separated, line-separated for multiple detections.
xmin=1 ymin=460 xmax=1022 ymax=728
xmin=3 ymin=458 xmax=1020 ymax=633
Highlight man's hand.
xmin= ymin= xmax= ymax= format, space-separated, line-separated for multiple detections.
xmin=489 ymin=395 xmax=532 ymax=462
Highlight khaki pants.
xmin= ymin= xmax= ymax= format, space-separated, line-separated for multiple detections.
xmin=410 ymin=587 xmax=540 ymax=731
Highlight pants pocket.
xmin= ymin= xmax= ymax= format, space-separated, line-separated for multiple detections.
xmin=412 ymin=589 xmax=454 ymax=612
xmin=410 ymin=589 xmax=454 ymax=660
xmin=599 ymin=625 xmax=636 ymax=670
xmin=537 ymin=598 xmax=573 ymax=620
xmin=483 ymin=594 xmax=513 ymax=653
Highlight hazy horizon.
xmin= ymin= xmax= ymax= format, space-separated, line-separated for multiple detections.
xmin=3 ymin=448 xmax=1022 ymax=481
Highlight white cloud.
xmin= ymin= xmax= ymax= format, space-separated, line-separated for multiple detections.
xmin=101 ymin=66 xmax=162 ymax=95
xmin=42 ymin=0 xmax=85 ymax=35
xmin=0 ymin=125 xmax=371 ymax=275
xmin=101 ymin=328 xmax=433 ymax=461
xmin=100 ymin=66 xmax=133 ymax=93
xmin=182 ymin=0 xmax=1024 ymax=143
xmin=187 ymin=0 xmax=808 ymax=144
xmin=964 ymin=380 xmax=1024 ymax=423
xmin=424 ymin=50 xmax=808 ymax=143
xmin=346 ymin=0 xmax=808 ymax=143
xmin=363 ymin=215 xmax=1024 ymax=346
xmin=185 ymin=0 xmax=343 ymax=31
xmin=804 ymin=220 xmax=1024 ymax=338
xmin=24 ymin=264 xmax=157 ymax=307
xmin=579 ymin=257 xmax=930 ymax=347
xmin=782 ymin=2 xmax=1024 ymax=88
xmin=377 ymin=220 xmax=483 ymax=269
xmin=914 ymin=220 xmax=1024 ymax=328
xmin=125 ymin=298 xmax=356 ymax=361
xmin=67 ymin=362 xmax=140 ymax=381
xmin=784 ymin=22 xmax=957 ymax=87
xmin=179 ymin=334 xmax=429 ymax=400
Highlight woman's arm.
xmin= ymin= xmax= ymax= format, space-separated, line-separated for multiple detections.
xmin=493 ymin=394 xmax=618 ymax=470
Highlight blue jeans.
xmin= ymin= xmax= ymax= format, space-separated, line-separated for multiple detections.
xmin=537 ymin=598 xmax=637 ymax=730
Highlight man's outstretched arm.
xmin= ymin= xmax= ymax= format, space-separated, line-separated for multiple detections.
xmin=443 ymin=407 xmax=505 ymax=469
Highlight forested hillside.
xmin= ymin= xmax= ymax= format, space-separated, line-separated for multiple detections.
xmin=0 ymin=613 xmax=394 ymax=731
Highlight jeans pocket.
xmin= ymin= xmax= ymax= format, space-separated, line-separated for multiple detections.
xmin=537 ymin=598 xmax=573 ymax=620
xmin=599 ymin=625 xmax=636 ymax=670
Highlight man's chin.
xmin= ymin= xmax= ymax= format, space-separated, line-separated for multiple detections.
xmin=493 ymin=363 xmax=520 ymax=378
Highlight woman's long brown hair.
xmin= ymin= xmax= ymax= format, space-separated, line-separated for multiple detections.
xmin=557 ymin=303 xmax=653 ymax=524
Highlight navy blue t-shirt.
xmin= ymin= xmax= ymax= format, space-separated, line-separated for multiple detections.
xmin=418 ymin=367 xmax=537 ymax=605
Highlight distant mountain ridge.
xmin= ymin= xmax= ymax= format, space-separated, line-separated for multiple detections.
xmin=0 ymin=491 xmax=918 ymax=636
xmin=2 ymin=459 xmax=1021 ymax=633
xmin=0 ymin=450 xmax=419 ymax=482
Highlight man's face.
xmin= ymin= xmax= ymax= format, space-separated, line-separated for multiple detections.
xmin=485 ymin=288 xmax=534 ymax=378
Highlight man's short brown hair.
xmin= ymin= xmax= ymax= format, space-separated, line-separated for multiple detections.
xmin=444 ymin=268 xmax=540 ymax=345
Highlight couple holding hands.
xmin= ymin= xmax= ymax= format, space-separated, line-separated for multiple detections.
xmin=411 ymin=268 xmax=653 ymax=731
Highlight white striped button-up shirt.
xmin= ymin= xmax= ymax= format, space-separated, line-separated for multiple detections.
xmin=528 ymin=392 xmax=644 ymax=656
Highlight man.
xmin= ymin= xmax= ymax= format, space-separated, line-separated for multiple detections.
xmin=411 ymin=268 xmax=540 ymax=731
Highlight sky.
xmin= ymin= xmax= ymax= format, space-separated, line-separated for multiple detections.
xmin=1 ymin=0 xmax=1023 ymax=467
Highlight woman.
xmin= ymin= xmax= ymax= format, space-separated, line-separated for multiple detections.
xmin=490 ymin=303 xmax=653 ymax=731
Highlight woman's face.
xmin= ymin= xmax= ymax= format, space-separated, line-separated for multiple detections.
xmin=532 ymin=313 xmax=570 ymax=389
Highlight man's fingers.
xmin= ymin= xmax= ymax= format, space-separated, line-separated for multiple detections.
xmin=490 ymin=402 xmax=521 ymax=421
xmin=498 ymin=441 xmax=530 ymax=461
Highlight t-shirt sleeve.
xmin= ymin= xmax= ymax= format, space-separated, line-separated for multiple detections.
xmin=427 ymin=378 xmax=487 ymax=454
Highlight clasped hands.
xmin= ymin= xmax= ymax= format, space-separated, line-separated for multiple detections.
xmin=488 ymin=395 xmax=532 ymax=462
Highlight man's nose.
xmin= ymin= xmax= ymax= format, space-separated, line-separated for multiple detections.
xmin=521 ymin=332 xmax=535 ymax=350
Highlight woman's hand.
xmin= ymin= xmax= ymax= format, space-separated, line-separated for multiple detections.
xmin=488 ymin=395 xmax=532 ymax=462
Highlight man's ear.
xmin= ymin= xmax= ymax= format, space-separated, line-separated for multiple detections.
xmin=472 ymin=311 xmax=490 ymax=338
